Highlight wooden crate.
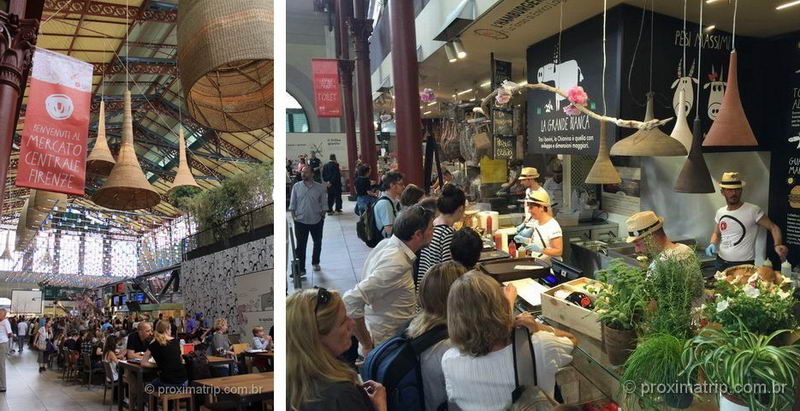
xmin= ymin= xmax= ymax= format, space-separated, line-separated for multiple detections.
xmin=541 ymin=277 xmax=603 ymax=340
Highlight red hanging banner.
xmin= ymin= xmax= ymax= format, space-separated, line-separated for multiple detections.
xmin=311 ymin=58 xmax=342 ymax=118
xmin=16 ymin=48 xmax=93 ymax=195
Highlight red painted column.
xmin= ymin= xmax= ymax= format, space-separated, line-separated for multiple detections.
xmin=389 ymin=0 xmax=423 ymax=186
xmin=350 ymin=0 xmax=378 ymax=181
xmin=336 ymin=0 xmax=358 ymax=195
xmin=0 ymin=5 xmax=39 ymax=211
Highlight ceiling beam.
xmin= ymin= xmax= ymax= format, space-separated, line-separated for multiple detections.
xmin=43 ymin=0 xmax=177 ymax=24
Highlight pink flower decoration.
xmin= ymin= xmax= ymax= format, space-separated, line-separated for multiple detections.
xmin=496 ymin=91 xmax=511 ymax=105
xmin=420 ymin=88 xmax=435 ymax=103
xmin=567 ymin=86 xmax=588 ymax=105
xmin=563 ymin=104 xmax=581 ymax=116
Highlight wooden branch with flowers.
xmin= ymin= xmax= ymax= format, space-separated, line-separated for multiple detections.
xmin=478 ymin=80 xmax=674 ymax=130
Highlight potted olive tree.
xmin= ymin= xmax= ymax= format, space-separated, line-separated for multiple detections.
xmin=682 ymin=319 xmax=800 ymax=410
xmin=592 ymin=261 xmax=648 ymax=365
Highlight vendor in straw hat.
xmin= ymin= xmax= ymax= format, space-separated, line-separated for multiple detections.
xmin=518 ymin=167 xmax=549 ymax=221
xmin=705 ymin=172 xmax=788 ymax=271
xmin=625 ymin=211 xmax=694 ymax=262
xmin=513 ymin=190 xmax=563 ymax=262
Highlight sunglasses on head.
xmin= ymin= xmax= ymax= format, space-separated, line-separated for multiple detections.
xmin=314 ymin=287 xmax=331 ymax=316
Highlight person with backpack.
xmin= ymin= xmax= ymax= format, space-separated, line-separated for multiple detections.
xmin=354 ymin=165 xmax=375 ymax=216
xmin=289 ymin=165 xmax=328 ymax=275
xmin=362 ymin=262 xmax=467 ymax=411
xmin=374 ymin=171 xmax=405 ymax=238
xmin=288 ymin=288 xmax=387 ymax=411
xmin=344 ymin=205 xmax=435 ymax=356
xmin=441 ymin=272 xmax=576 ymax=410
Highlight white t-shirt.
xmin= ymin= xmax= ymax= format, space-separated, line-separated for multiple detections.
xmin=525 ymin=218 xmax=563 ymax=262
xmin=17 ymin=320 xmax=28 ymax=336
xmin=715 ymin=203 xmax=764 ymax=262
xmin=441 ymin=332 xmax=573 ymax=411
xmin=0 ymin=319 xmax=10 ymax=343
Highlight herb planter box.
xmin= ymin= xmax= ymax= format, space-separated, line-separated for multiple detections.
xmin=541 ymin=277 xmax=603 ymax=340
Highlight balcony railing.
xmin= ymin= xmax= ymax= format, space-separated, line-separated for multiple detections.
xmin=183 ymin=202 xmax=274 ymax=256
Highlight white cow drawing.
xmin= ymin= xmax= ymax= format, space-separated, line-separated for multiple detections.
xmin=703 ymin=65 xmax=727 ymax=121
xmin=537 ymin=60 xmax=584 ymax=110
xmin=671 ymin=58 xmax=699 ymax=117
xmin=789 ymin=134 xmax=800 ymax=149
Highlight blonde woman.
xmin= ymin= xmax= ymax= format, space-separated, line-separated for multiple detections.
xmin=211 ymin=318 xmax=235 ymax=357
xmin=141 ymin=320 xmax=188 ymax=388
xmin=406 ymin=262 xmax=467 ymax=411
xmin=288 ymin=288 xmax=386 ymax=411
xmin=441 ymin=271 xmax=576 ymax=410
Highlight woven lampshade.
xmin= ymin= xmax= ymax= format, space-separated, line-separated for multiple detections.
xmin=14 ymin=203 xmax=35 ymax=252
xmin=586 ymin=121 xmax=621 ymax=184
xmin=703 ymin=50 xmax=757 ymax=147
xmin=86 ymin=100 xmax=116 ymax=177
xmin=92 ymin=90 xmax=161 ymax=211
xmin=168 ymin=127 xmax=201 ymax=194
xmin=674 ymin=118 xmax=715 ymax=193
xmin=670 ymin=89 xmax=693 ymax=152
xmin=610 ymin=92 xmax=686 ymax=157
xmin=30 ymin=189 xmax=66 ymax=213
xmin=177 ymin=0 xmax=274 ymax=132
xmin=24 ymin=196 xmax=49 ymax=230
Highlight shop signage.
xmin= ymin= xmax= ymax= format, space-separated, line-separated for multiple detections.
xmin=16 ymin=48 xmax=92 ymax=195
xmin=494 ymin=136 xmax=515 ymax=159
xmin=473 ymin=0 xmax=562 ymax=40
xmin=311 ymin=58 xmax=341 ymax=118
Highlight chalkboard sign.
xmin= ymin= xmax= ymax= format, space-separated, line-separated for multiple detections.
xmin=492 ymin=56 xmax=512 ymax=90
xmin=494 ymin=136 xmax=515 ymax=159
xmin=493 ymin=109 xmax=513 ymax=136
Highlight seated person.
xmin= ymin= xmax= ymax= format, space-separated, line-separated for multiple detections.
xmin=252 ymin=326 xmax=273 ymax=351
xmin=450 ymin=228 xmax=483 ymax=270
xmin=441 ymin=272 xmax=575 ymax=410
xmin=141 ymin=321 xmax=188 ymax=388
xmin=125 ymin=322 xmax=153 ymax=360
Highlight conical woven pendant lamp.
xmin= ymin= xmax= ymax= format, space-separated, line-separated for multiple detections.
xmin=92 ymin=90 xmax=161 ymax=211
xmin=168 ymin=127 xmax=201 ymax=194
xmin=674 ymin=118 xmax=715 ymax=193
xmin=611 ymin=93 xmax=686 ymax=156
xmin=86 ymin=100 xmax=116 ymax=177
xmin=702 ymin=50 xmax=757 ymax=147
xmin=670 ymin=89 xmax=693 ymax=152
xmin=586 ymin=121 xmax=621 ymax=184
xmin=177 ymin=0 xmax=274 ymax=132
xmin=15 ymin=200 xmax=34 ymax=252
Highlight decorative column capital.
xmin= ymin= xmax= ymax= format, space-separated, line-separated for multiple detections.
xmin=0 ymin=11 xmax=39 ymax=92
xmin=348 ymin=17 xmax=373 ymax=52
xmin=338 ymin=59 xmax=355 ymax=84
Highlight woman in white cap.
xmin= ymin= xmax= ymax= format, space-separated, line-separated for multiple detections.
xmin=705 ymin=172 xmax=788 ymax=271
xmin=514 ymin=191 xmax=563 ymax=262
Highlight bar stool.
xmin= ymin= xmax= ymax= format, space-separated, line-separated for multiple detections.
xmin=149 ymin=389 xmax=194 ymax=411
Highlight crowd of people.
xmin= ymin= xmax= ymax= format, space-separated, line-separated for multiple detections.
xmin=288 ymin=167 xmax=577 ymax=411
xmin=0 ymin=309 xmax=274 ymax=398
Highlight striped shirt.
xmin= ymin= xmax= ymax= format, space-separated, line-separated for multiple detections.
xmin=416 ymin=225 xmax=456 ymax=286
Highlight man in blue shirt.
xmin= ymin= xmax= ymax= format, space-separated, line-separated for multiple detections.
xmin=289 ymin=166 xmax=328 ymax=275
xmin=374 ymin=171 xmax=404 ymax=238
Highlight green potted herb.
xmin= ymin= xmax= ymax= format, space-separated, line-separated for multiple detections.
xmin=644 ymin=254 xmax=704 ymax=339
xmin=682 ymin=318 xmax=800 ymax=410
xmin=622 ymin=334 xmax=693 ymax=409
xmin=592 ymin=260 xmax=648 ymax=365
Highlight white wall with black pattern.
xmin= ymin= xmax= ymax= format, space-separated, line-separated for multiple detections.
xmin=182 ymin=236 xmax=274 ymax=337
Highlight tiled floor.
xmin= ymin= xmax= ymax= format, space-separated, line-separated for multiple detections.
xmin=0 ymin=345 xmax=108 ymax=411
xmin=288 ymin=197 xmax=370 ymax=294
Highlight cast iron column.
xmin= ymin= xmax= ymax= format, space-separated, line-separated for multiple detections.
xmin=0 ymin=4 xmax=39 ymax=210
xmin=336 ymin=0 xmax=358 ymax=195
xmin=389 ymin=0 xmax=423 ymax=186
xmin=350 ymin=0 xmax=377 ymax=181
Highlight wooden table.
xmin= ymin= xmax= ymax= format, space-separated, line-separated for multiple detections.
xmin=193 ymin=373 xmax=274 ymax=411
xmin=118 ymin=360 xmax=158 ymax=411
xmin=242 ymin=351 xmax=274 ymax=359
xmin=206 ymin=355 xmax=236 ymax=376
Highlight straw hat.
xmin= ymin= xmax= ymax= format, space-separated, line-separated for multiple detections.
xmin=519 ymin=190 xmax=551 ymax=207
xmin=518 ymin=167 xmax=540 ymax=180
xmin=625 ymin=211 xmax=665 ymax=243
xmin=719 ymin=172 xmax=745 ymax=189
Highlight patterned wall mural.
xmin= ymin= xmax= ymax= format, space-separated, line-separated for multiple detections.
xmin=182 ymin=235 xmax=274 ymax=337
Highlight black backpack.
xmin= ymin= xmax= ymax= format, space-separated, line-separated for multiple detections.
xmin=357 ymin=196 xmax=393 ymax=248
xmin=361 ymin=325 xmax=448 ymax=411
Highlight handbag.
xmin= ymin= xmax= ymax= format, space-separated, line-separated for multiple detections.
xmin=45 ymin=339 xmax=56 ymax=353
xmin=509 ymin=327 xmax=556 ymax=411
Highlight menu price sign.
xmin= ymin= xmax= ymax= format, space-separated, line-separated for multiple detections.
xmin=494 ymin=136 xmax=515 ymax=159
xmin=311 ymin=58 xmax=341 ymax=118
xmin=16 ymin=48 xmax=92 ymax=195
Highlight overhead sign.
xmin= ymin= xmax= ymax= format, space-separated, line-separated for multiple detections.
xmin=311 ymin=58 xmax=342 ymax=118
xmin=17 ymin=48 xmax=92 ymax=195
